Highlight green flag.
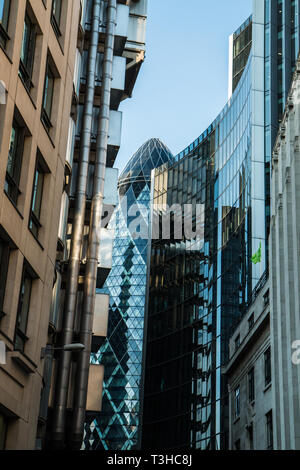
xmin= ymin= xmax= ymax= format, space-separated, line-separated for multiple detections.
xmin=251 ymin=242 xmax=262 ymax=264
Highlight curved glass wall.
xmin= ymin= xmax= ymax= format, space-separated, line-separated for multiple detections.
xmin=84 ymin=139 xmax=173 ymax=450
xmin=143 ymin=51 xmax=253 ymax=450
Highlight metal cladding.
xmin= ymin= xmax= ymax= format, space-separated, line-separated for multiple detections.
xmin=50 ymin=0 xmax=102 ymax=448
xmin=69 ymin=0 xmax=118 ymax=450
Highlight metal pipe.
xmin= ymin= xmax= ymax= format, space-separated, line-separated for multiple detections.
xmin=50 ymin=0 xmax=101 ymax=449
xmin=69 ymin=0 xmax=117 ymax=449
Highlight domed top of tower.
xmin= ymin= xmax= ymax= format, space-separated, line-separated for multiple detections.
xmin=119 ymin=138 xmax=173 ymax=187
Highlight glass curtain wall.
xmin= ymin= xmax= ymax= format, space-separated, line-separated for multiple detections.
xmin=143 ymin=55 xmax=252 ymax=451
xmin=83 ymin=139 xmax=173 ymax=450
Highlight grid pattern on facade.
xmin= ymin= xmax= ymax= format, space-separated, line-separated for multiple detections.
xmin=83 ymin=138 xmax=173 ymax=450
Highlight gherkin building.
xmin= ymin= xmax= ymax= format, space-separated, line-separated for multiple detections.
xmin=83 ymin=138 xmax=173 ymax=450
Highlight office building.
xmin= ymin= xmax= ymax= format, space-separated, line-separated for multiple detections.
xmin=41 ymin=0 xmax=148 ymax=450
xmin=0 ymin=0 xmax=81 ymax=449
xmin=142 ymin=0 xmax=300 ymax=450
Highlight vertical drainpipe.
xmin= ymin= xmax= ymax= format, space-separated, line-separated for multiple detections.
xmin=50 ymin=0 xmax=101 ymax=448
xmin=70 ymin=0 xmax=117 ymax=449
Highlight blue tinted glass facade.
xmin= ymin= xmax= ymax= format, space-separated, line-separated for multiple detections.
xmin=83 ymin=139 xmax=173 ymax=450
xmin=143 ymin=54 xmax=252 ymax=452
xmin=143 ymin=0 xmax=300 ymax=451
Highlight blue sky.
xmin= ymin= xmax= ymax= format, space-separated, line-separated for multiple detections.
xmin=115 ymin=0 xmax=252 ymax=172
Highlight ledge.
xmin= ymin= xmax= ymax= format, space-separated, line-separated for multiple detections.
xmin=8 ymin=351 xmax=37 ymax=374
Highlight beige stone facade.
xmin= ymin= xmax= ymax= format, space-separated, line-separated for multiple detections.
xmin=270 ymin=58 xmax=300 ymax=450
xmin=0 ymin=0 xmax=81 ymax=450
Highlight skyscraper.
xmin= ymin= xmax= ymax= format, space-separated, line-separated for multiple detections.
xmin=142 ymin=0 xmax=300 ymax=450
xmin=84 ymin=139 xmax=173 ymax=450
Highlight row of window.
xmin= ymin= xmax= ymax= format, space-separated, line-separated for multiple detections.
xmin=234 ymin=347 xmax=272 ymax=417
xmin=5 ymin=108 xmax=49 ymax=238
xmin=1 ymin=1 xmax=62 ymax=131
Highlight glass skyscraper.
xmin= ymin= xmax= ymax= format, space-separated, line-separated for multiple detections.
xmin=84 ymin=139 xmax=173 ymax=449
xmin=142 ymin=0 xmax=300 ymax=451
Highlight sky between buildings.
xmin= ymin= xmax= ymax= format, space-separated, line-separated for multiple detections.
xmin=115 ymin=0 xmax=252 ymax=172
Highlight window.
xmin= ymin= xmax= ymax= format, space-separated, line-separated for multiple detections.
xmin=248 ymin=367 xmax=255 ymax=403
xmin=0 ymin=238 xmax=10 ymax=315
xmin=51 ymin=0 xmax=62 ymax=37
xmin=0 ymin=413 xmax=7 ymax=450
xmin=42 ymin=60 xmax=55 ymax=130
xmin=234 ymin=386 xmax=240 ymax=418
xmin=29 ymin=154 xmax=49 ymax=238
xmin=264 ymin=289 xmax=270 ymax=306
xmin=248 ymin=313 xmax=254 ymax=331
xmin=4 ymin=117 xmax=25 ymax=205
xmin=19 ymin=12 xmax=36 ymax=91
xmin=247 ymin=423 xmax=254 ymax=450
xmin=235 ymin=439 xmax=240 ymax=450
xmin=14 ymin=265 xmax=34 ymax=352
xmin=266 ymin=410 xmax=273 ymax=450
xmin=264 ymin=347 xmax=271 ymax=386
xmin=0 ymin=0 xmax=10 ymax=48
xmin=235 ymin=335 xmax=240 ymax=351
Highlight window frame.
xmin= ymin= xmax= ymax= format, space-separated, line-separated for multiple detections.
xmin=51 ymin=0 xmax=62 ymax=38
xmin=4 ymin=118 xmax=25 ymax=206
xmin=0 ymin=238 xmax=10 ymax=316
xmin=234 ymin=385 xmax=240 ymax=419
xmin=19 ymin=11 xmax=37 ymax=91
xmin=264 ymin=347 xmax=272 ymax=386
xmin=248 ymin=313 xmax=254 ymax=331
xmin=266 ymin=410 xmax=273 ymax=450
xmin=14 ymin=264 xmax=35 ymax=353
xmin=41 ymin=59 xmax=55 ymax=131
xmin=29 ymin=152 xmax=49 ymax=239
xmin=0 ymin=413 xmax=8 ymax=450
xmin=248 ymin=367 xmax=255 ymax=403
xmin=0 ymin=0 xmax=11 ymax=49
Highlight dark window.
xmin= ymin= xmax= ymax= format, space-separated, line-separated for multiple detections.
xmin=247 ymin=423 xmax=254 ymax=450
xmin=234 ymin=386 xmax=240 ymax=418
xmin=235 ymin=439 xmax=240 ymax=450
xmin=264 ymin=289 xmax=270 ymax=306
xmin=29 ymin=155 xmax=48 ymax=238
xmin=248 ymin=313 xmax=254 ymax=331
xmin=0 ymin=238 xmax=10 ymax=314
xmin=264 ymin=347 xmax=271 ymax=386
xmin=0 ymin=0 xmax=10 ymax=48
xmin=14 ymin=265 xmax=33 ymax=352
xmin=4 ymin=118 xmax=25 ymax=205
xmin=51 ymin=0 xmax=62 ymax=37
xmin=0 ymin=413 xmax=7 ymax=450
xmin=266 ymin=410 xmax=273 ymax=450
xmin=41 ymin=60 xmax=55 ymax=130
xmin=19 ymin=12 xmax=36 ymax=91
xmin=248 ymin=367 xmax=255 ymax=403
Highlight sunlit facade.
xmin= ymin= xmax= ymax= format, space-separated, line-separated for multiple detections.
xmin=142 ymin=0 xmax=300 ymax=450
